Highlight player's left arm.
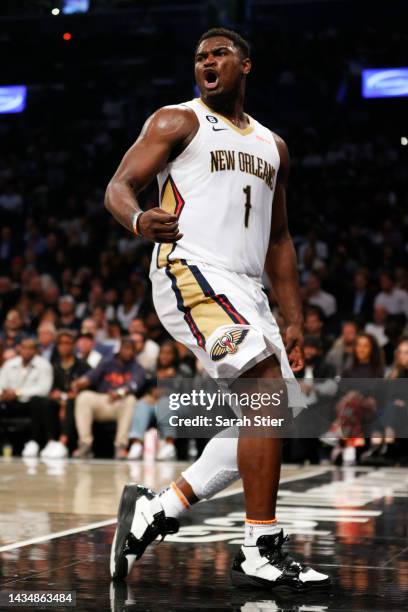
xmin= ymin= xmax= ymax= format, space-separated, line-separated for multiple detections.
xmin=264 ymin=135 xmax=304 ymax=372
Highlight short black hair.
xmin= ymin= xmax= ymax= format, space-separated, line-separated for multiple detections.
xmin=57 ymin=329 xmax=76 ymax=342
xmin=196 ymin=28 xmax=250 ymax=59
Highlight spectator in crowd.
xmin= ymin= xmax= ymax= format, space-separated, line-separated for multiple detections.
xmin=303 ymin=272 xmax=337 ymax=318
xmin=68 ymin=281 xmax=87 ymax=319
xmin=298 ymin=228 xmax=328 ymax=266
xmin=345 ymin=269 xmax=374 ymax=325
xmin=0 ymin=309 xmax=26 ymax=348
xmin=76 ymin=332 xmax=103 ymax=368
xmin=72 ymin=338 xmax=145 ymax=459
xmin=80 ymin=318 xmax=113 ymax=358
xmin=298 ymin=229 xmax=327 ymax=283
xmin=343 ymin=333 xmax=384 ymax=379
xmin=374 ymin=272 xmax=408 ymax=318
xmin=42 ymin=285 xmax=60 ymax=313
xmin=103 ymin=319 xmax=122 ymax=353
xmin=116 ymin=288 xmax=140 ymax=330
xmin=365 ymin=305 xmax=389 ymax=347
xmin=41 ymin=330 xmax=90 ymax=458
xmin=131 ymin=331 xmax=155 ymax=378
xmin=327 ymin=333 xmax=384 ymax=465
xmin=37 ymin=322 xmax=58 ymax=363
xmin=325 ymin=321 xmax=358 ymax=376
xmin=361 ymin=339 xmax=408 ymax=465
xmin=0 ymin=338 xmax=53 ymax=457
xmin=388 ymin=338 xmax=408 ymax=379
xmin=303 ymin=306 xmax=333 ymax=354
xmin=58 ymin=295 xmax=81 ymax=331
xmin=128 ymin=317 xmax=159 ymax=375
xmin=383 ymin=317 xmax=406 ymax=366
xmin=90 ymin=306 xmax=108 ymax=341
xmin=1 ymin=347 xmax=17 ymax=363
xmin=128 ymin=341 xmax=190 ymax=461
xmin=145 ymin=312 xmax=169 ymax=344
xmin=291 ymin=336 xmax=337 ymax=463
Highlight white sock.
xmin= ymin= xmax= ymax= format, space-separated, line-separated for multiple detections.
xmin=157 ymin=482 xmax=190 ymax=519
xmin=244 ymin=518 xmax=281 ymax=546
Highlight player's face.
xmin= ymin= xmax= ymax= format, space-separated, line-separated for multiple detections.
xmin=194 ymin=36 xmax=251 ymax=99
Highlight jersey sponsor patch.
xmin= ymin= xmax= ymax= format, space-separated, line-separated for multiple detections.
xmin=210 ymin=328 xmax=249 ymax=361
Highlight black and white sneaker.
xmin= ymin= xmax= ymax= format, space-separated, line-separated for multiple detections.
xmin=110 ymin=484 xmax=179 ymax=580
xmin=231 ymin=530 xmax=331 ymax=590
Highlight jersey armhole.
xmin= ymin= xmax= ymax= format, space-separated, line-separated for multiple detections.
xmin=169 ymin=103 xmax=202 ymax=165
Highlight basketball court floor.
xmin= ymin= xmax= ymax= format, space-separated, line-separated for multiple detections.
xmin=0 ymin=458 xmax=407 ymax=611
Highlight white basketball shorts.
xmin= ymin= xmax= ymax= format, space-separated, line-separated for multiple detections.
xmin=150 ymin=258 xmax=297 ymax=385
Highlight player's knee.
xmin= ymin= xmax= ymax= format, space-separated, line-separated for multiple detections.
xmin=240 ymin=354 xmax=282 ymax=379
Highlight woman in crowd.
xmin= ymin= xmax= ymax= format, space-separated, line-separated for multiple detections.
xmin=328 ymin=333 xmax=385 ymax=465
xmin=127 ymin=341 xmax=192 ymax=461
xmin=362 ymin=338 xmax=408 ymax=465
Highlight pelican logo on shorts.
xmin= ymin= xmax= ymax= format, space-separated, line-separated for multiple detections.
xmin=210 ymin=329 xmax=249 ymax=361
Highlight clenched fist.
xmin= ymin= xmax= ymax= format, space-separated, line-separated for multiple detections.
xmin=138 ymin=208 xmax=183 ymax=243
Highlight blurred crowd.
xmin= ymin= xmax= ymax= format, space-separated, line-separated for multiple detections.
xmin=0 ymin=249 xmax=407 ymax=466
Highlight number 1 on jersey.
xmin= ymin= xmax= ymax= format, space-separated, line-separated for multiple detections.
xmin=243 ymin=185 xmax=252 ymax=228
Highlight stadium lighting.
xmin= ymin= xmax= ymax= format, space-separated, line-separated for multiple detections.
xmin=51 ymin=8 xmax=60 ymax=15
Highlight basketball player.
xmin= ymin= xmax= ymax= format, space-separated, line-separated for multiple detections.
xmin=105 ymin=28 xmax=330 ymax=589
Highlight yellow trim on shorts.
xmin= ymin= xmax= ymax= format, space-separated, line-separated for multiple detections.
xmin=169 ymin=260 xmax=233 ymax=340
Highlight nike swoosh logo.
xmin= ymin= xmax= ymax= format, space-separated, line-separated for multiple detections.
xmin=212 ymin=127 xmax=227 ymax=131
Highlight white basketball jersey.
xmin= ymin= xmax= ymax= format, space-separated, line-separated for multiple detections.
xmin=153 ymin=98 xmax=281 ymax=278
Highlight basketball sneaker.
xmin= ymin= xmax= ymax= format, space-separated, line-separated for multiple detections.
xmin=110 ymin=484 xmax=179 ymax=579
xmin=231 ymin=530 xmax=330 ymax=590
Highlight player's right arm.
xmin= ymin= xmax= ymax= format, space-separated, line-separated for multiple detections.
xmin=105 ymin=106 xmax=198 ymax=243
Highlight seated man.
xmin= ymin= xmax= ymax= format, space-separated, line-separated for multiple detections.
xmin=72 ymin=337 xmax=145 ymax=459
xmin=41 ymin=329 xmax=90 ymax=458
xmin=76 ymin=331 xmax=103 ymax=368
xmin=0 ymin=338 xmax=53 ymax=456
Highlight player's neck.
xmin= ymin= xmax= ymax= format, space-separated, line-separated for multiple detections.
xmin=201 ymin=90 xmax=248 ymax=128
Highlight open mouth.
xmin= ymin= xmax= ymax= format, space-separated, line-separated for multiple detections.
xmin=203 ymin=69 xmax=219 ymax=90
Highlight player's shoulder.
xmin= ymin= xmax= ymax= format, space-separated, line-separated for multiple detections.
xmin=260 ymin=129 xmax=287 ymax=157
xmin=147 ymin=103 xmax=198 ymax=132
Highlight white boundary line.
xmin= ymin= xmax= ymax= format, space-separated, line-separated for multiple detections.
xmin=0 ymin=467 xmax=331 ymax=553
xmin=0 ymin=519 xmax=116 ymax=553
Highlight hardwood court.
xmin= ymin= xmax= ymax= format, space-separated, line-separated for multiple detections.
xmin=1 ymin=459 xmax=407 ymax=611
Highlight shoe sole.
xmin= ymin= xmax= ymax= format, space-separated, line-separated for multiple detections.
xmin=110 ymin=484 xmax=153 ymax=580
xmin=230 ymin=569 xmax=331 ymax=590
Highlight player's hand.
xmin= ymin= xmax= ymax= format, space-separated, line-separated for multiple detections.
xmin=284 ymin=324 xmax=304 ymax=373
xmin=139 ymin=208 xmax=183 ymax=243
